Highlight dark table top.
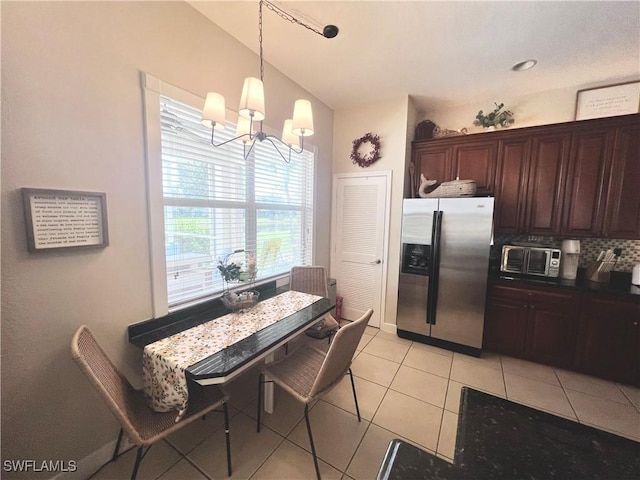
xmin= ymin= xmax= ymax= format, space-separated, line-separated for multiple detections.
xmin=128 ymin=283 xmax=334 ymax=383
xmin=377 ymin=387 xmax=640 ymax=479
xmin=186 ymin=296 xmax=333 ymax=382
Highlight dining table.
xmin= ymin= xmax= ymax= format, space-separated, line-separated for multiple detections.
xmin=129 ymin=287 xmax=334 ymax=421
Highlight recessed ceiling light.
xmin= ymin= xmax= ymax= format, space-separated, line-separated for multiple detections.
xmin=512 ymin=59 xmax=537 ymax=72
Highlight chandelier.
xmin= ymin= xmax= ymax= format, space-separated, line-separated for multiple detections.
xmin=201 ymin=0 xmax=338 ymax=162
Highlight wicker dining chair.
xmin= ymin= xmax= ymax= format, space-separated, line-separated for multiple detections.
xmin=71 ymin=325 xmax=232 ymax=480
xmin=289 ymin=265 xmax=340 ymax=339
xmin=256 ymin=308 xmax=374 ymax=480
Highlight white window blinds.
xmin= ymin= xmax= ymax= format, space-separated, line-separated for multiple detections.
xmin=160 ymin=95 xmax=314 ymax=307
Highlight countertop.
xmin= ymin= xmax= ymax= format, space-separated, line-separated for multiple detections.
xmin=489 ymin=267 xmax=640 ymax=298
xmin=377 ymin=387 xmax=640 ymax=479
xmin=128 ymin=281 xmax=286 ymax=347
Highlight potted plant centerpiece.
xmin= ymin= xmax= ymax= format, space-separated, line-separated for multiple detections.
xmin=473 ymin=102 xmax=514 ymax=129
xmin=217 ymin=249 xmax=259 ymax=311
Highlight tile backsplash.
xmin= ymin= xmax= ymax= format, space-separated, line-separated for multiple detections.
xmin=494 ymin=235 xmax=640 ymax=272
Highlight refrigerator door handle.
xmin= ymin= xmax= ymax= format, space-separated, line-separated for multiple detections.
xmin=427 ymin=210 xmax=443 ymax=325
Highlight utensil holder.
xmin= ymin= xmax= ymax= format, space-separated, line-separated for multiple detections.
xmin=585 ymin=262 xmax=612 ymax=283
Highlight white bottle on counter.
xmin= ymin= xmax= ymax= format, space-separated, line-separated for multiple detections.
xmin=632 ymin=263 xmax=640 ymax=286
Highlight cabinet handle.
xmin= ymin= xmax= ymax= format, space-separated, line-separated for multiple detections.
xmin=634 ymin=321 xmax=638 ymax=326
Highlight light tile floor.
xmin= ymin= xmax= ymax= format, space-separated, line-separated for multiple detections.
xmin=91 ymin=326 xmax=640 ymax=480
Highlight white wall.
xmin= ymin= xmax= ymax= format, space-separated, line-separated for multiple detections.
xmin=331 ymin=97 xmax=417 ymax=331
xmin=1 ymin=2 xmax=333 ymax=476
xmin=415 ymin=76 xmax=640 ymax=135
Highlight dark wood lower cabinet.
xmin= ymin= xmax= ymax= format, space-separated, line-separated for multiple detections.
xmin=484 ymin=285 xmax=580 ymax=368
xmin=578 ymin=294 xmax=640 ymax=386
xmin=484 ymin=292 xmax=528 ymax=357
xmin=527 ymin=299 xmax=580 ymax=368
xmin=484 ymin=283 xmax=640 ymax=386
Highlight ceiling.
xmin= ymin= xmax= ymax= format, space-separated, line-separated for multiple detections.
xmin=188 ymin=1 xmax=640 ymax=113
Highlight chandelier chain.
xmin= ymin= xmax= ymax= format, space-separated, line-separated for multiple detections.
xmin=263 ymin=0 xmax=325 ymax=38
xmin=259 ymin=0 xmax=264 ymax=82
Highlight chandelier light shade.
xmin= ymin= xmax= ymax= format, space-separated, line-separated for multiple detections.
xmin=235 ymin=116 xmax=253 ymax=143
xmin=201 ymin=92 xmax=226 ymax=129
xmin=292 ymin=99 xmax=314 ymax=137
xmin=281 ymin=119 xmax=300 ymax=147
xmin=238 ymin=77 xmax=266 ymax=121
xmin=200 ymin=0 xmax=338 ymax=162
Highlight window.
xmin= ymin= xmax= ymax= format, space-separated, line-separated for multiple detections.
xmin=143 ymin=74 xmax=314 ymax=313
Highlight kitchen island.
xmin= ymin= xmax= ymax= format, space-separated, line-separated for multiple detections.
xmin=377 ymin=387 xmax=640 ymax=479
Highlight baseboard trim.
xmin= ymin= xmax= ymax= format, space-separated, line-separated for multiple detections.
xmin=380 ymin=322 xmax=397 ymax=335
xmin=51 ymin=436 xmax=134 ymax=480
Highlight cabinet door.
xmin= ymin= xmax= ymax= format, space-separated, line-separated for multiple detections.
xmin=494 ymin=138 xmax=530 ymax=234
xmin=561 ymin=128 xmax=612 ymax=237
xmin=603 ymin=123 xmax=640 ymax=239
xmin=526 ymin=133 xmax=571 ymax=235
xmin=579 ymin=295 xmax=640 ymax=385
xmin=452 ymin=141 xmax=497 ymax=194
xmin=413 ymin=144 xmax=453 ymax=185
xmin=526 ymin=290 xmax=581 ymax=368
xmin=483 ymin=286 xmax=528 ymax=357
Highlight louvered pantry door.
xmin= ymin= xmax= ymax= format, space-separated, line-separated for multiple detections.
xmin=333 ymin=173 xmax=389 ymax=327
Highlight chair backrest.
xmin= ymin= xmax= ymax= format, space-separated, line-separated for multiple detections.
xmin=71 ymin=325 xmax=143 ymax=444
xmin=289 ymin=266 xmax=329 ymax=298
xmin=309 ymin=308 xmax=373 ymax=399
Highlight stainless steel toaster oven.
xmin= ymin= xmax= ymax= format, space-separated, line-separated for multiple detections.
xmin=500 ymin=245 xmax=561 ymax=277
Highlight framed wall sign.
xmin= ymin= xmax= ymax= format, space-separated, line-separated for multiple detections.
xmin=575 ymin=81 xmax=640 ymax=120
xmin=22 ymin=188 xmax=109 ymax=252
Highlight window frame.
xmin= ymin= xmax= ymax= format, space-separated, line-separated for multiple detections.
xmin=142 ymin=72 xmax=317 ymax=317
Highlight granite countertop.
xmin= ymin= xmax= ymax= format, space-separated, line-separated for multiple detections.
xmin=489 ymin=267 xmax=640 ymax=298
xmin=377 ymin=387 xmax=640 ymax=480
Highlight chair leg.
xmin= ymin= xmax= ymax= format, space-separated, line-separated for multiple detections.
xmin=257 ymin=373 xmax=264 ymax=432
xmin=304 ymin=404 xmax=321 ymax=480
xmin=348 ymin=368 xmax=361 ymax=422
xmin=223 ymin=402 xmax=232 ymax=477
xmin=130 ymin=446 xmax=144 ymax=480
xmin=112 ymin=428 xmax=124 ymax=461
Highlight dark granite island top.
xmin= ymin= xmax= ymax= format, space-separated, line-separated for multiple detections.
xmin=377 ymin=387 xmax=640 ymax=479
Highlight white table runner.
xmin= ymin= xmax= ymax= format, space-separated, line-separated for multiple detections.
xmin=143 ymin=290 xmax=321 ymax=420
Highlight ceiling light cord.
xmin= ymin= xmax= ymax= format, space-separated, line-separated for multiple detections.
xmin=263 ymin=0 xmax=333 ymax=39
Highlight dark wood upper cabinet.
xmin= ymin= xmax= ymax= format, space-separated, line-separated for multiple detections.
xmin=603 ymin=123 xmax=640 ymax=239
xmin=411 ymin=114 xmax=639 ymax=239
xmin=412 ymin=143 xmax=453 ymax=186
xmin=452 ymin=141 xmax=497 ymax=194
xmin=526 ymin=133 xmax=571 ymax=235
xmin=494 ymin=138 xmax=530 ymax=234
xmin=561 ymin=127 xmax=613 ymax=237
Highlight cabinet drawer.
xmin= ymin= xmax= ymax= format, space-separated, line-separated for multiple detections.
xmin=488 ymin=284 xmax=578 ymax=306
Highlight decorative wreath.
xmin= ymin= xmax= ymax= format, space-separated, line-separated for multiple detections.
xmin=351 ymin=132 xmax=381 ymax=168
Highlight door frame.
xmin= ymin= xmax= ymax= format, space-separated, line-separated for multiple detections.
xmin=330 ymin=171 xmax=392 ymax=328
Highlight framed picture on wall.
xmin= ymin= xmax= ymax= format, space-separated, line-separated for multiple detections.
xmin=22 ymin=188 xmax=109 ymax=252
xmin=575 ymin=81 xmax=640 ymax=120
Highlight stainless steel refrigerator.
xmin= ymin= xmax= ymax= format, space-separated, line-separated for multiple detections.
xmin=397 ymin=197 xmax=494 ymax=356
